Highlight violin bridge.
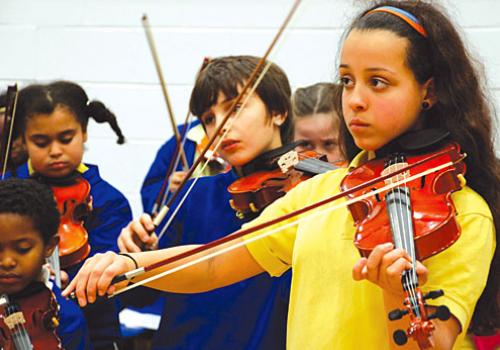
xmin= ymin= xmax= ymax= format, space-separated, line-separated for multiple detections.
xmin=4 ymin=311 xmax=26 ymax=330
xmin=278 ymin=151 xmax=299 ymax=173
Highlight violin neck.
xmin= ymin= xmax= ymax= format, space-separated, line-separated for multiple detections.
xmin=386 ymin=186 xmax=418 ymax=287
xmin=46 ymin=247 xmax=62 ymax=288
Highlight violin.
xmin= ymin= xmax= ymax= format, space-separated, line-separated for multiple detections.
xmin=228 ymin=147 xmax=341 ymax=218
xmin=36 ymin=173 xmax=92 ymax=271
xmin=0 ymin=282 xmax=62 ymax=350
xmin=50 ymin=175 xmax=92 ymax=269
xmin=341 ymin=138 xmax=465 ymax=349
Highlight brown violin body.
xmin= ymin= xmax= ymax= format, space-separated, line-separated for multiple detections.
xmin=0 ymin=282 xmax=62 ymax=350
xmin=341 ymin=141 xmax=465 ymax=349
xmin=341 ymin=142 xmax=466 ymax=260
xmin=51 ymin=176 xmax=92 ymax=269
xmin=229 ymin=150 xmax=341 ymax=218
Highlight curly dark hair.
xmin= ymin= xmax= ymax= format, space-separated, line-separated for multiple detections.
xmin=189 ymin=55 xmax=293 ymax=144
xmin=0 ymin=178 xmax=60 ymax=243
xmin=338 ymin=0 xmax=499 ymax=335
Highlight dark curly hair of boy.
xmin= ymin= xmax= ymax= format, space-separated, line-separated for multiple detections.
xmin=0 ymin=178 xmax=60 ymax=243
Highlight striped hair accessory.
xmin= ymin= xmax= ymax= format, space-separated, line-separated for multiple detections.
xmin=367 ymin=6 xmax=428 ymax=37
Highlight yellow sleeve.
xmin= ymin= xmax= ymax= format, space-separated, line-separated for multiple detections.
xmin=423 ymin=187 xmax=496 ymax=333
xmin=242 ymin=187 xmax=300 ymax=277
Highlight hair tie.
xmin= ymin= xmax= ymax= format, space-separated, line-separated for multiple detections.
xmin=367 ymin=6 xmax=428 ymax=37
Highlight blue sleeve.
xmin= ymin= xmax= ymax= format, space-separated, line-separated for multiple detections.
xmin=141 ymin=138 xmax=178 ymax=214
xmin=85 ymin=182 xmax=133 ymax=256
xmin=155 ymin=177 xmax=191 ymax=248
xmin=52 ymin=284 xmax=93 ymax=350
xmin=140 ymin=124 xmax=198 ymax=214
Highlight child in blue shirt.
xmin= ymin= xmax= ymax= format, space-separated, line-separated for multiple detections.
xmin=119 ymin=55 xmax=293 ymax=349
xmin=0 ymin=178 xmax=92 ymax=350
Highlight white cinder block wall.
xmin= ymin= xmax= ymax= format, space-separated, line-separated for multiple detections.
xmin=1 ymin=0 xmax=498 ymax=216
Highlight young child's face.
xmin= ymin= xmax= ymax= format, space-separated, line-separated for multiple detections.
xmin=24 ymin=105 xmax=87 ymax=178
xmin=339 ymin=29 xmax=429 ymax=151
xmin=0 ymin=213 xmax=56 ymax=295
xmin=294 ymin=112 xmax=342 ymax=162
xmin=200 ymin=90 xmax=285 ymax=167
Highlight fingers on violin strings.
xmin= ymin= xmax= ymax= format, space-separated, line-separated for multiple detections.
xmin=415 ymin=261 xmax=429 ymax=285
xmin=365 ymin=242 xmax=394 ymax=282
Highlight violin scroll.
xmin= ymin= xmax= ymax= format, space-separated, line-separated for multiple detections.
xmin=389 ymin=289 xmax=451 ymax=349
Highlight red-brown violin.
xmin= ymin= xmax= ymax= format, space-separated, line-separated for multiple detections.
xmin=229 ymin=148 xmax=343 ymax=218
xmin=50 ymin=176 xmax=92 ymax=269
xmin=341 ymin=137 xmax=466 ymax=349
xmin=0 ymin=282 xmax=62 ymax=350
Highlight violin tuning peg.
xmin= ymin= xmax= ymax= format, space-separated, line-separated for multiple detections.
xmin=423 ymin=289 xmax=444 ymax=300
xmin=393 ymin=329 xmax=408 ymax=345
xmin=388 ymin=308 xmax=409 ymax=321
xmin=428 ymin=305 xmax=451 ymax=321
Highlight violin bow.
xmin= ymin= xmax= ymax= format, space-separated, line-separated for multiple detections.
xmin=149 ymin=0 xmax=303 ymax=240
xmin=109 ymin=148 xmax=465 ymax=295
xmin=0 ymin=84 xmax=19 ymax=179
xmin=142 ymin=14 xmax=189 ymax=172
xmin=151 ymin=59 xmax=213 ymax=217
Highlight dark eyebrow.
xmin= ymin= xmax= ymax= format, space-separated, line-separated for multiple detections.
xmin=30 ymin=129 xmax=76 ymax=139
xmin=339 ymin=64 xmax=394 ymax=74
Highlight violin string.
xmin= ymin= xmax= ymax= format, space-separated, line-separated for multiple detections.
xmin=111 ymin=159 xmax=456 ymax=296
xmin=158 ymin=113 xmax=195 ymax=211
xmin=388 ymin=155 xmax=419 ymax=318
xmin=406 ymin=170 xmax=420 ymax=320
xmin=392 ymin=155 xmax=417 ymax=317
xmin=12 ymin=301 xmax=32 ymax=350
xmin=399 ymin=154 xmax=420 ymax=318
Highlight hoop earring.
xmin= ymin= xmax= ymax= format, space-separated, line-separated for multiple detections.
xmin=422 ymin=101 xmax=430 ymax=110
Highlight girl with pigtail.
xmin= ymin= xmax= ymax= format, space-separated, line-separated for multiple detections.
xmin=9 ymin=80 xmax=132 ymax=350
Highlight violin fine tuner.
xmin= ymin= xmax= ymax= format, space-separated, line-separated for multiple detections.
xmin=389 ymin=289 xmax=451 ymax=348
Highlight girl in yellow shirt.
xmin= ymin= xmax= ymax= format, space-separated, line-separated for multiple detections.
xmin=65 ymin=2 xmax=498 ymax=349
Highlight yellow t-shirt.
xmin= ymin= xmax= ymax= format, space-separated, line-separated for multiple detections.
xmin=244 ymin=151 xmax=495 ymax=349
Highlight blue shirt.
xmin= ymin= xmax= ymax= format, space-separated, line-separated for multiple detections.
xmin=13 ymin=162 xmax=133 ymax=350
xmin=141 ymin=122 xmax=199 ymax=214
xmin=152 ymin=170 xmax=290 ymax=350
xmin=52 ymin=283 xmax=93 ymax=350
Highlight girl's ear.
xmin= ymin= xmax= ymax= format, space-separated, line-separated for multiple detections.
xmin=44 ymin=235 xmax=60 ymax=258
xmin=272 ymin=112 xmax=287 ymax=127
xmin=422 ymin=78 xmax=438 ymax=107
